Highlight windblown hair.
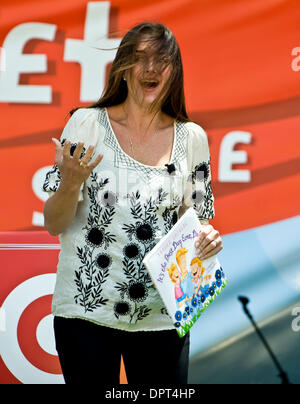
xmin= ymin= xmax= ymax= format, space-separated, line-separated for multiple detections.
xmin=68 ymin=22 xmax=190 ymax=122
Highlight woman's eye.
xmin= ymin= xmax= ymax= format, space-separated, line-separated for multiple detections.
xmin=134 ymin=54 xmax=145 ymax=62
xmin=159 ymin=56 xmax=170 ymax=64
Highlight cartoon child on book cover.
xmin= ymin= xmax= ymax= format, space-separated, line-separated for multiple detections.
xmin=190 ymin=257 xmax=212 ymax=297
xmin=168 ymin=248 xmax=200 ymax=309
xmin=168 ymin=250 xmax=214 ymax=311
xmin=167 ymin=263 xmax=187 ymax=308
xmin=176 ymin=248 xmax=194 ymax=304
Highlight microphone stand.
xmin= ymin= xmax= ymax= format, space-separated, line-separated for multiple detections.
xmin=238 ymin=296 xmax=291 ymax=384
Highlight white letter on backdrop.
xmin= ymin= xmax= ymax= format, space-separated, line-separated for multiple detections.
xmin=0 ymin=23 xmax=57 ymax=103
xmin=64 ymin=1 xmax=121 ymax=102
xmin=219 ymin=131 xmax=251 ymax=183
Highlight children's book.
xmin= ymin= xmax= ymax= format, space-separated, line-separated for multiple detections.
xmin=143 ymin=208 xmax=228 ymax=338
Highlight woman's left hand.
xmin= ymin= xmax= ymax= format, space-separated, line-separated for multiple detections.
xmin=194 ymin=224 xmax=223 ymax=260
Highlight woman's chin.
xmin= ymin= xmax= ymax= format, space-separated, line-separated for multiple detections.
xmin=141 ymin=93 xmax=160 ymax=107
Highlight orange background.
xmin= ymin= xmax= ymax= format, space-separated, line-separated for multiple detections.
xmin=0 ymin=0 xmax=299 ymax=234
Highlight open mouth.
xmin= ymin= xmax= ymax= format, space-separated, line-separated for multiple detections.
xmin=141 ymin=80 xmax=159 ymax=89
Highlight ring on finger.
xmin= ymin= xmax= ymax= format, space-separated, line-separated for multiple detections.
xmin=79 ymin=161 xmax=88 ymax=169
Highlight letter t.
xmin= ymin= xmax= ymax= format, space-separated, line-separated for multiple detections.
xmin=64 ymin=1 xmax=121 ymax=102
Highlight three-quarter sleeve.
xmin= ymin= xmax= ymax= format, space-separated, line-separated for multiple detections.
xmin=179 ymin=122 xmax=215 ymax=221
xmin=42 ymin=108 xmax=100 ymax=201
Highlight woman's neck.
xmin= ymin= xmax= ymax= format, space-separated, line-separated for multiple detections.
xmin=121 ymin=98 xmax=164 ymax=137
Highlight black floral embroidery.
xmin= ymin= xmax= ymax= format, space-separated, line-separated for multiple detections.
xmin=192 ymin=190 xmax=205 ymax=204
xmin=42 ymin=139 xmax=86 ymax=193
xmin=160 ymin=307 xmax=169 ymax=316
xmin=127 ymin=280 xmax=149 ymax=302
xmin=162 ymin=194 xmax=181 ymax=233
xmin=74 ymin=173 xmax=117 ymax=313
xmin=135 ymin=222 xmax=155 ymax=242
xmin=60 ymin=138 xmax=86 ymax=158
xmin=84 ymin=174 xmax=117 ymax=249
xmin=42 ymin=164 xmax=61 ymax=192
xmin=85 ymin=227 xmax=104 ymax=247
xmin=188 ymin=159 xmax=215 ymax=220
xmin=202 ymin=181 xmax=214 ymax=219
xmin=191 ymin=162 xmax=209 ymax=182
xmin=133 ymin=305 xmax=152 ymax=323
xmin=114 ymin=301 xmax=131 ymax=317
xmin=123 ymin=243 xmax=141 ymax=260
xmin=74 ymin=247 xmax=109 ymax=312
xmin=114 ymin=188 xmax=168 ymax=324
xmin=95 ymin=253 xmax=112 ymax=270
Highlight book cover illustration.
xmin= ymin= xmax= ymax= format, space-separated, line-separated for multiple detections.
xmin=143 ymin=208 xmax=228 ymax=338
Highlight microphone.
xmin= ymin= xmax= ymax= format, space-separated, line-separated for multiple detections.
xmin=165 ymin=163 xmax=176 ymax=175
xmin=238 ymin=296 xmax=249 ymax=307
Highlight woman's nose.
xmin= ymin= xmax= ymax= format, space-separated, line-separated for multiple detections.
xmin=145 ymin=57 xmax=157 ymax=73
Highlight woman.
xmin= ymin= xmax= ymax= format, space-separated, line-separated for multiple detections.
xmin=43 ymin=22 xmax=223 ymax=384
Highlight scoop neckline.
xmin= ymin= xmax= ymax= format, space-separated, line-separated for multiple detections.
xmin=104 ymin=107 xmax=177 ymax=170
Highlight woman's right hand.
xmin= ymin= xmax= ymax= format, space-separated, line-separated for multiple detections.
xmin=52 ymin=138 xmax=103 ymax=190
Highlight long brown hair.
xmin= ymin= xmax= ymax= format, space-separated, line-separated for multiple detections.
xmin=68 ymin=22 xmax=190 ymax=123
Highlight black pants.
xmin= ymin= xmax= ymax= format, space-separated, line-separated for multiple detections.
xmin=54 ymin=316 xmax=190 ymax=384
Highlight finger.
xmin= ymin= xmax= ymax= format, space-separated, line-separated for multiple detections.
xmin=200 ymin=249 xmax=218 ymax=261
xmin=80 ymin=144 xmax=95 ymax=164
xmin=52 ymin=137 xmax=62 ymax=149
xmin=72 ymin=142 xmax=84 ymax=160
xmin=63 ymin=140 xmax=71 ymax=160
xmin=195 ymin=233 xmax=205 ymax=249
xmin=194 ymin=232 xmax=204 ymax=248
xmin=196 ymin=230 xmax=220 ymax=254
xmin=199 ymin=227 xmax=218 ymax=250
xmin=199 ymin=239 xmax=223 ymax=260
xmin=52 ymin=138 xmax=63 ymax=165
xmin=197 ymin=225 xmax=212 ymax=247
xmin=194 ymin=230 xmax=209 ymax=248
xmin=88 ymin=154 xmax=103 ymax=170
xmin=200 ymin=239 xmax=217 ymax=257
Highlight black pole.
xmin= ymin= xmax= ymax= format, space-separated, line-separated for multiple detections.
xmin=238 ymin=296 xmax=291 ymax=385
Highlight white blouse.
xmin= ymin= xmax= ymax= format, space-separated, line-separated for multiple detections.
xmin=42 ymin=107 xmax=214 ymax=332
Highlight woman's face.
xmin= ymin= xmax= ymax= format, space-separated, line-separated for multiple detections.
xmin=125 ymin=38 xmax=172 ymax=108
